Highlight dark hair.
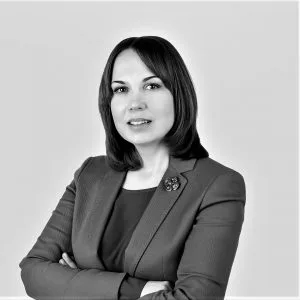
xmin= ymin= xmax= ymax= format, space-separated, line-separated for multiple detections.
xmin=98 ymin=35 xmax=209 ymax=172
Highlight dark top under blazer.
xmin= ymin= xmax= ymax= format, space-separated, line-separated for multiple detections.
xmin=102 ymin=187 xmax=156 ymax=299
xmin=19 ymin=155 xmax=246 ymax=300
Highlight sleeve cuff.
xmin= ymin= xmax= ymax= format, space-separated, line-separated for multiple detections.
xmin=118 ymin=273 xmax=148 ymax=300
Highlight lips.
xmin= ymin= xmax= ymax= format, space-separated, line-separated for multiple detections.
xmin=127 ymin=118 xmax=152 ymax=124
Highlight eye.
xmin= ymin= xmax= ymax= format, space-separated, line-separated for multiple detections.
xmin=113 ymin=86 xmax=127 ymax=94
xmin=145 ymin=83 xmax=161 ymax=90
xmin=112 ymin=83 xmax=161 ymax=94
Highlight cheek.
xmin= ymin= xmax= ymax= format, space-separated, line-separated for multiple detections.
xmin=158 ymin=98 xmax=174 ymax=122
xmin=110 ymin=101 xmax=122 ymax=122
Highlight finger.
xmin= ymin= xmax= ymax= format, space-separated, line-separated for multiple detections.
xmin=59 ymin=258 xmax=67 ymax=265
xmin=164 ymin=281 xmax=172 ymax=290
xmin=62 ymin=252 xmax=77 ymax=269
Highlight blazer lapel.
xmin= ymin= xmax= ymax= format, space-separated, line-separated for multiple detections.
xmin=123 ymin=155 xmax=197 ymax=275
xmin=81 ymin=167 xmax=126 ymax=269
xmin=81 ymin=155 xmax=196 ymax=272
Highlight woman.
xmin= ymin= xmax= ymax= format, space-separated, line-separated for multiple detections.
xmin=19 ymin=36 xmax=246 ymax=300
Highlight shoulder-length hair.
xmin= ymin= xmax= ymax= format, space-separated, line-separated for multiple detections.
xmin=98 ymin=36 xmax=209 ymax=172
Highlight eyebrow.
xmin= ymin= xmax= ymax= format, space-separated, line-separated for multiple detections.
xmin=111 ymin=75 xmax=159 ymax=85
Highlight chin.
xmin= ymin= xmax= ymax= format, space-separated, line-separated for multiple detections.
xmin=130 ymin=139 xmax=156 ymax=146
xmin=126 ymin=136 xmax=161 ymax=147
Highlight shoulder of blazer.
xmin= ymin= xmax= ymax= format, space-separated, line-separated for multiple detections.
xmin=192 ymin=156 xmax=246 ymax=198
xmin=187 ymin=157 xmax=245 ymax=192
xmin=74 ymin=155 xmax=108 ymax=184
xmin=76 ymin=155 xmax=244 ymax=189
xmin=82 ymin=155 xmax=237 ymax=176
xmin=194 ymin=156 xmax=242 ymax=176
xmin=87 ymin=155 xmax=110 ymax=174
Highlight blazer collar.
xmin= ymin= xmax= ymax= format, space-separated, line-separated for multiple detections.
xmin=168 ymin=155 xmax=197 ymax=174
xmin=79 ymin=155 xmax=197 ymax=274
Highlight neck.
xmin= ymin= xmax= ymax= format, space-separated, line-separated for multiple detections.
xmin=135 ymin=144 xmax=170 ymax=176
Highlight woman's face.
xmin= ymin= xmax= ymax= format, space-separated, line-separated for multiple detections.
xmin=110 ymin=49 xmax=174 ymax=148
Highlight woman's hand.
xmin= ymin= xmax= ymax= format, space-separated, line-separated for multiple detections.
xmin=58 ymin=252 xmax=78 ymax=269
xmin=140 ymin=280 xmax=172 ymax=297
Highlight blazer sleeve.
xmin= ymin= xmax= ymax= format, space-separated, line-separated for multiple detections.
xmin=118 ymin=274 xmax=148 ymax=300
xmin=137 ymin=171 xmax=246 ymax=300
xmin=19 ymin=156 xmax=127 ymax=300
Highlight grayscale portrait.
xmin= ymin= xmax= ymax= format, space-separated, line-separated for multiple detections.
xmin=0 ymin=1 xmax=297 ymax=300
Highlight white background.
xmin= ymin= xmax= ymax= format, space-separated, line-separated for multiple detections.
xmin=0 ymin=1 xmax=298 ymax=298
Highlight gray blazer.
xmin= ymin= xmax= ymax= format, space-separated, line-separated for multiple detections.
xmin=19 ymin=155 xmax=246 ymax=300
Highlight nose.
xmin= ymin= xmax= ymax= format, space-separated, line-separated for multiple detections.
xmin=128 ymin=95 xmax=147 ymax=111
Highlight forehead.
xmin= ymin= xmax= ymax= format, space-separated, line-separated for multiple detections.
xmin=112 ymin=49 xmax=154 ymax=80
